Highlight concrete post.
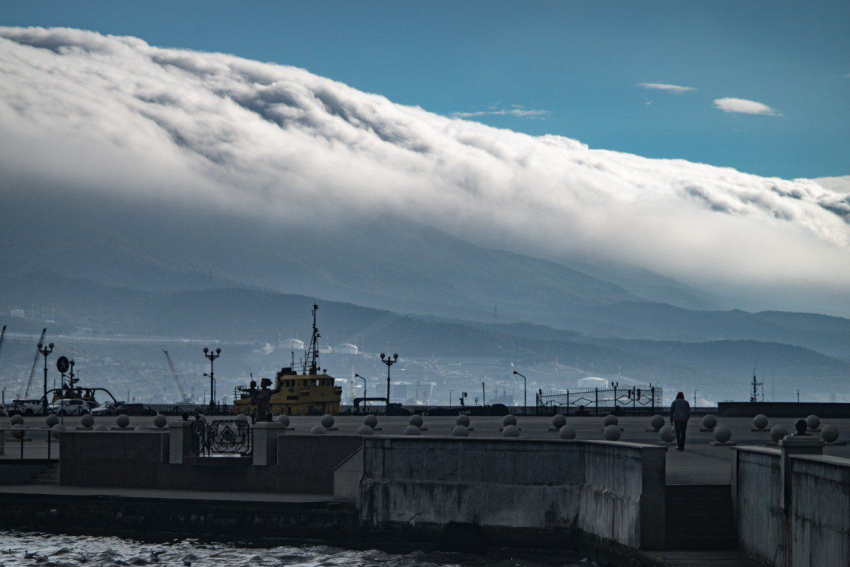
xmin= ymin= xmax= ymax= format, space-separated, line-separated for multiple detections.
xmin=779 ymin=436 xmax=824 ymax=512
xmin=252 ymin=422 xmax=286 ymax=466
xmin=168 ymin=421 xmax=194 ymax=464
xmin=0 ymin=431 xmax=4 ymax=456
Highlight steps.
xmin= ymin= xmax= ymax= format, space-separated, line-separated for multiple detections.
xmin=665 ymin=484 xmax=736 ymax=550
xmin=26 ymin=463 xmax=60 ymax=486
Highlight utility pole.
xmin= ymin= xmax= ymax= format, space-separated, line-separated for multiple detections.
xmin=380 ymin=353 xmax=398 ymax=409
xmin=355 ymin=373 xmax=367 ymax=409
xmin=37 ymin=341 xmax=54 ymax=415
xmin=203 ymin=347 xmax=221 ymax=407
xmin=694 ymin=389 xmax=698 ymax=408
xmin=482 ymin=382 xmax=486 ymax=406
xmin=796 ymin=390 xmax=800 ymax=403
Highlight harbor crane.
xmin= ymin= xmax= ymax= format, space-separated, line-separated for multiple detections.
xmin=163 ymin=350 xmax=192 ymax=404
xmin=23 ymin=328 xmax=47 ymax=398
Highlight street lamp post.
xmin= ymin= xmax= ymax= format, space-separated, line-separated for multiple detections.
xmin=449 ymin=389 xmax=454 ymax=408
xmin=355 ymin=373 xmax=367 ymax=410
xmin=512 ymin=370 xmax=527 ymax=412
xmin=37 ymin=342 xmax=54 ymax=415
xmin=380 ymin=353 xmax=398 ymax=409
xmin=203 ymin=347 xmax=221 ymax=408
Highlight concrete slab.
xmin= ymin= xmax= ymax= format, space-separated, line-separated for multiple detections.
xmin=0 ymin=484 xmax=335 ymax=503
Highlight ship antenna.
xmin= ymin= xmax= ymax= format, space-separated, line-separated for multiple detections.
xmin=303 ymin=304 xmax=321 ymax=375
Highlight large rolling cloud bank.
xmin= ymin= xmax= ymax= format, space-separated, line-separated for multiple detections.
xmin=1 ymin=27 xmax=848 ymax=310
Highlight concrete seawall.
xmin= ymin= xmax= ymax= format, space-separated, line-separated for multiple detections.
xmin=733 ymin=446 xmax=850 ymax=567
xmin=358 ymin=437 xmax=667 ymax=551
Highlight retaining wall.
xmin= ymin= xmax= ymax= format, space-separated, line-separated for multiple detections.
xmin=60 ymin=431 xmax=361 ymax=495
xmin=734 ymin=447 xmax=850 ymax=567
xmin=358 ymin=437 xmax=667 ymax=551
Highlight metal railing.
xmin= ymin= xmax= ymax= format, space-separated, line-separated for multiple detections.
xmin=190 ymin=418 xmax=253 ymax=457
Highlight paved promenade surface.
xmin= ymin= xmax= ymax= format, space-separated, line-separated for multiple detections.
xmin=639 ymin=550 xmax=766 ymax=566
xmin=4 ymin=414 xmax=848 ymax=485
xmin=0 ymin=484 xmax=335 ymax=503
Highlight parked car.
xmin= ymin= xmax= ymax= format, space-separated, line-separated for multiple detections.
xmin=49 ymin=399 xmax=95 ymax=416
xmin=100 ymin=403 xmax=158 ymax=417
xmin=9 ymin=399 xmax=46 ymax=416
xmin=90 ymin=400 xmax=124 ymax=416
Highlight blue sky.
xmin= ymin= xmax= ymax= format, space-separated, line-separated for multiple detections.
xmin=3 ymin=0 xmax=848 ymax=178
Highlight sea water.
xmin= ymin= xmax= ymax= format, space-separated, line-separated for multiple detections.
xmin=0 ymin=531 xmax=587 ymax=566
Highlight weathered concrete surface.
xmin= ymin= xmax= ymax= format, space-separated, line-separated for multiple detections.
xmin=0 ymin=464 xmax=49 ymax=485
xmin=734 ymin=446 xmax=850 ymax=567
xmin=359 ymin=437 xmax=666 ymax=551
xmin=733 ymin=447 xmax=783 ymax=565
xmin=789 ymin=455 xmax=850 ymax=567
xmin=333 ymin=447 xmax=362 ymax=501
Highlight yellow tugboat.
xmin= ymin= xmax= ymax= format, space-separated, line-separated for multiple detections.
xmin=233 ymin=304 xmax=342 ymax=417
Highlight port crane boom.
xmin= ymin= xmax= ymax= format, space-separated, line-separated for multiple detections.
xmin=23 ymin=328 xmax=47 ymax=398
xmin=163 ymin=350 xmax=192 ymax=403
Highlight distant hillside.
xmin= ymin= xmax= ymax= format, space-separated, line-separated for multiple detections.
xmin=2 ymin=272 xmax=849 ymax=399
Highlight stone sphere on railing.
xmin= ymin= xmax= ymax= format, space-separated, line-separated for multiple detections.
xmin=821 ymin=424 xmax=840 ymax=443
xmin=659 ymin=424 xmax=675 ymax=443
xmin=51 ymin=424 xmax=66 ymax=439
xmin=559 ymin=425 xmax=576 ymax=440
xmin=404 ymin=425 xmax=421 ymax=436
xmin=502 ymin=425 xmax=520 ymax=438
xmin=604 ymin=424 xmax=621 ymax=441
xmin=356 ymin=425 xmax=373 ymax=435
xmin=502 ymin=415 xmax=517 ymax=427
xmin=650 ymin=415 xmax=664 ymax=430
xmin=702 ymin=415 xmax=717 ymax=429
xmin=11 ymin=424 xmax=24 ymax=439
xmin=714 ymin=425 xmax=732 ymax=443
xmin=409 ymin=414 xmax=423 ymax=428
xmin=770 ymin=425 xmax=788 ymax=443
xmin=753 ymin=414 xmax=769 ymax=430
xmin=310 ymin=424 xmax=327 ymax=435
xmin=451 ymin=425 xmax=469 ymax=437
xmin=10 ymin=414 xmax=24 ymax=426
xmin=116 ymin=415 xmax=130 ymax=429
xmin=153 ymin=415 xmax=168 ymax=428
xmin=794 ymin=419 xmax=808 ymax=435
xmin=274 ymin=415 xmax=290 ymax=427
xmin=320 ymin=414 xmax=335 ymax=429
xmin=456 ymin=415 xmax=470 ymax=427
xmin=364 ymin=414 xmax=378 ymax=428
xmin=603 ymin=415 xmax=618 ymax=427
xmin=235 ymin=414 xmax=249 ymax=422
xmin=80 ymin=414 xmax=95 ymax=428
xmin=45 ymin=414 xmax=59 ymax=427
xmin=94 ymin=425 xmax=108 ymax=432
xmin=552 ymin=414 xmax=567 ymax=429
xmin=806 ymin=415 xmax=821 ymax=430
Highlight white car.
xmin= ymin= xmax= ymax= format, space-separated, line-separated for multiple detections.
xmin=90 ymin=400 xmax=123 ymax=416
xmin=50 ymin=399 xmax=95 ymax=416
xmin=10 ymin=399 xmax=46 ymax=416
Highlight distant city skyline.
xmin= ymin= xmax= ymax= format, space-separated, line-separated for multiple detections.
xmin=1 ymin=0 xmax=848 ymax=179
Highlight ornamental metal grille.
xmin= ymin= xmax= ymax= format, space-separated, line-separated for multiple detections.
xmin=537 ymin=385 xmax=660 ymax=413
xmin=191 ymin=419 xmax=253 ymax=456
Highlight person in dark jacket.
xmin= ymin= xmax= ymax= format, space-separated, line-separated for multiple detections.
xmin=670 ymin=392 xmax=691 ymax=451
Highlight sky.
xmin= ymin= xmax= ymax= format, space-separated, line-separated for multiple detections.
xmin=1 ymin=0 xmax=848 ymax=179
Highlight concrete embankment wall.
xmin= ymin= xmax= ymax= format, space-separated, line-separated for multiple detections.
xmin=718 ymin=402 xmax=850 ymax=418
xmin=734 ymin=447 xmax=850 ymax=567
xmin=60 ymin=431 xmax=360 ymax=495
xmin=358 ymin=437 xmax=667 ymax=551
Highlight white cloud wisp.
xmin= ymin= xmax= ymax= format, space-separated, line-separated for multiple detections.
xmin=638 ymin=82 xmax=695 ymax=94
xmin=714 ymin=97 xmax=780 ymax=116
xmin=0 ymin=27 xmax=848 ymax=305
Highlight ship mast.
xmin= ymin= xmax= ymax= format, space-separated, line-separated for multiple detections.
xmin=302 ymin=304 xmax=321 ymax=375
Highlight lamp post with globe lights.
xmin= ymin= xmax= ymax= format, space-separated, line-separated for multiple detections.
xmin=203 ymin=347 xmax=221 ymax=408
xmin=380 ymin=353 xmax=399 ymax=409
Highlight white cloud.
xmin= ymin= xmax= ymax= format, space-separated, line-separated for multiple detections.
xmin=452 ymin=104 xmax=550 ymax=119
xmin=637 ymin=82 xmax=695 ymax=94
xmin=714 ymin=97 xmax=780 ymax=116
xmin=0 ymin=27 xmax=848 ymax=302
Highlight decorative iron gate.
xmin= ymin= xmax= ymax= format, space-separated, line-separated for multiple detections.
xmin=537 ymin=384 xmax=660 ymax=414
xmin=191 ymin=418 xmax=253 ymax=456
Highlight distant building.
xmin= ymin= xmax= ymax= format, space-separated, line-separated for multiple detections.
xmin=333 ymin=343 xmax=359 ymax=355
xmin=279 ymin=338 xmax=304 ymax=351
xmin=11 ymin=308 xmax=24 ymax=318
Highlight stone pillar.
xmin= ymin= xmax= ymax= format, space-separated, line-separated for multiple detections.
xmin=168 ymin=421 xmax=194 ymax=464
xmin=253 ymin=422 xmax=286 ymax=466
xmin=779 ymin=436 xmax=824 ymax=512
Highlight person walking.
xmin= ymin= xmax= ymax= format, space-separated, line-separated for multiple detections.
xmin=670 ymin=391 xmax=691 ymax=451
